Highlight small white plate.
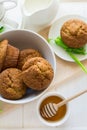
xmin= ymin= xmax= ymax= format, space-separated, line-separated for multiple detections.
xmin=48 ymin=15 xmax=87 ymax=62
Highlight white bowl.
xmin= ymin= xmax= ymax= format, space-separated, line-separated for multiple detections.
xmin=0 ymin=29 xmax=56 ymax=104
xmin=37 ymin=92 xmax=70 ymax=127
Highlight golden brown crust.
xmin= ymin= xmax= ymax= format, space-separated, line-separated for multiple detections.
xmin=22 ymin=57 xmax=54 ymax=91
xmin=60 ymin=19 xmax=87 ymax=48
xmin=0 ymin=68 xmax=26 ymax=100
xmin=17 ymin=49 xmax=42 ymax=70
xmin=2 ymin=44 xmax=19 ymax=70
xmin=0 ymin=40 xmax=8 ymax=72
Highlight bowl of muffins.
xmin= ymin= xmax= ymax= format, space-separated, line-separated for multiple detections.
xmin=0 ymin=30 xmax=56 ymax=104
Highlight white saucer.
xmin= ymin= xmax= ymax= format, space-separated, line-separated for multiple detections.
xmin=48 ymin=15 xmax=87 ymax=62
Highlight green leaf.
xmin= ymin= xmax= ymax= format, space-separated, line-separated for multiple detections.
xmin=0 ymin=26 xmax=4 ymax=33
xmin=47 ymin=38 xmax=53 ymax=43
xmin=50 ymin=36 xmax=87 ymax=74
xmin=67 ymin=52 xmax=87 ymax=73
xmin=55 ymin=37 xmax=87 ymax=55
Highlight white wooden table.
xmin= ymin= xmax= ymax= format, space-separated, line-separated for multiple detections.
xmin=0 ymin=0 xmax=87 ymax=130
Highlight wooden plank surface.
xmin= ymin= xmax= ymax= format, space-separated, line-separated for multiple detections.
xmin=0 ymin=103 xmax=23 ymax=128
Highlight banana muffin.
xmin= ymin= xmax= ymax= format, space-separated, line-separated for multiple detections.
xmin=2 ymin=44 xmax=19 ymax=70
xmin=17 ymin=49 xmax=42 ymax=70
xmin=60 ymin=19 xmax=87 ymax=48
xmin=0 ymin=68 xmax=26 ymax=100
xmin=22 ymin=57 xmax=54 ymax=91
xmin=0 ymin=40 xmax=8 ymax=72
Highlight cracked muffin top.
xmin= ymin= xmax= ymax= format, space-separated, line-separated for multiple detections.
xmin=0 ymin=68 xmax=26 ymax=100
xmin=17 ymin=49 xmax=42 ymax=70
xmin=22 ymin=57 xmax=54 ymax=91
xmin=60 ymin=19 xmax=87 ymax=48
